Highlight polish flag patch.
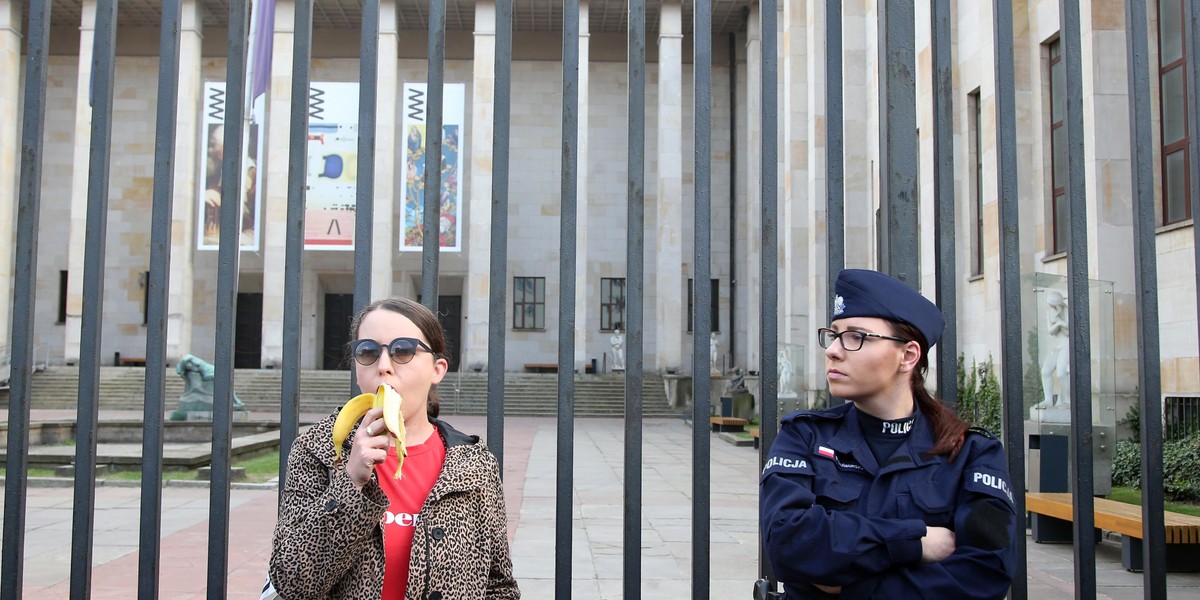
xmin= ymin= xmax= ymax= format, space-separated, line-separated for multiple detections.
xmin=817 ymin=446 xmax=836 ymax=459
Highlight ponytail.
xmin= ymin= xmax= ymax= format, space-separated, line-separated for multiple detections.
xmin=892 ymin=322 xmax=970 ymax=460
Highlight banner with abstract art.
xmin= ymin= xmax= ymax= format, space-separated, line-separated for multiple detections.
xmin=303 ymin=82 xmax=360 ymax=249
xmin=400 ymin=83 xmax=465 ymax=252
xmin=197 ymin=82 xmax=263 ymax=250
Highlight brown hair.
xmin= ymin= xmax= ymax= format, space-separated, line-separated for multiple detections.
xmin=348 ymin=297 xmax=448 ymax=419
xmin=890 ymin=321 xmax=970 ymax=460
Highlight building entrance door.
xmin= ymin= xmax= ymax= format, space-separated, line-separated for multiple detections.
xmin=323 ymin=293 xmax=354 ymax=370
xmin=437 ymin=296 xmax=462 ymax=372
xmin=234 ymin=293 xmax=263 ymax=369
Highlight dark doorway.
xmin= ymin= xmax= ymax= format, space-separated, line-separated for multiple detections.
xmin=234 ymin=293 xmax=263 ymax=369
xmin=437 ymin=296 xmax=462 ymax=372
xmin=323 ymin=293 xmax=354 ymax=370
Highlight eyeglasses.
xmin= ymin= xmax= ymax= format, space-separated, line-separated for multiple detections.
xmin=350 ymin=337 xmax=434 ymax=366
xmin=817 ymin=328 xmax=910 ymax=352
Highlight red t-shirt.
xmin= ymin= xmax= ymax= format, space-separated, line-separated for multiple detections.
xmin=375 ymin=434 xmax=446 ymax=599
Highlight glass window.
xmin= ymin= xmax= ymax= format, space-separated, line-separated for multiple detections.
xmin=600 ymin=278 xmax=626 ymax=332
xmin=1159 ymin=0 xmax=1183 ymax=64
xmin=1047 ymin=39 xmax=1069 ymax=254
xmin=1162 ymin=66 xmax=1186 ymax=145
xmin=1158 ymin=0 xmax=1192 ymax=224
xmin=1165 ymin=150 xmax=1189 ymax=224
xmin=968 ymin=90 xmax=984 ymax=276
xmin=513 ymin=277 xmax=546 ymax=330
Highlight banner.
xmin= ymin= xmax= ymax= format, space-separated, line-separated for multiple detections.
xmin=400 ymin=83 xmax=465 ymax=252
xmin=197 ymin=82 xmax=263 ymax=250
xmin=304 ymin=82 xmax=360 ymax=249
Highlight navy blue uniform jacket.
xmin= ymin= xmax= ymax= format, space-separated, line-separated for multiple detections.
xmin=760 ymin=403 xmax=1016 ymax=599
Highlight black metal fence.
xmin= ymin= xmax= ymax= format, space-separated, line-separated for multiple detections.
xmin=2 ymin=1 xmax=1196 ymax=599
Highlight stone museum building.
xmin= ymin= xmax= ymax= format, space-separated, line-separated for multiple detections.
xmin=0 ymin=0 xmax=1196 ymax=419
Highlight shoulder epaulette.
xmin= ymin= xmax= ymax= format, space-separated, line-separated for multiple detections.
xmin=966 ymin=425 xmax=997 ymax=439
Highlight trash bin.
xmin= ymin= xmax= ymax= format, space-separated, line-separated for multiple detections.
xmin=720 ymin=396 xmax=733 ymax=417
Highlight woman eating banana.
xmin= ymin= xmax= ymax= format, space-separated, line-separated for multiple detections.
xmin=267 ymin=297 xmax=520 ymax=599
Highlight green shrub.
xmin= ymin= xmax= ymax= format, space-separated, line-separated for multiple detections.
xmin=957 ymin=355 xmax=1003 ymax=435
xmin=1111 ymin=434 xmax=1200 ymax=502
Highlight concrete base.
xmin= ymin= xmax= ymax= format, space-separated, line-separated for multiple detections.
xmin=197 ymin=466 xmax=246 ymax=481
xmin=718 ymin=432 xmax=754 ymax=447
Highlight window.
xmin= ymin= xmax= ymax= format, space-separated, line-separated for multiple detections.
xmin=968 ymin=90 xmax=984 ymax=275
xmin=1158 ymin=0 xmax=1192 ymax=224
xmin=1047 ymin=39 xmax=1068 ymax=254
xmin=57 ymin=270 xmax=68 ymax=324
xmin=512 ymin=277 xmax=545 ymax=330
xmin=600 ymin=278 xmax=625 ymax=332
xmin=686 ymin=278 xmax=720 ymax=333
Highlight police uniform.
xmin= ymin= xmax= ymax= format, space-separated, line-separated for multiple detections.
xmin=759 ymin=270 xmax=1016 ymax=599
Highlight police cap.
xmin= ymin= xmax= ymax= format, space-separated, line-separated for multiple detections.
xmin=832 ymin=269 xmax=945 ymax=347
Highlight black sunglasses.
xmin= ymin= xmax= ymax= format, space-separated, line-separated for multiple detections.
xmin=350 ymin=337 xmax=434 ymax=366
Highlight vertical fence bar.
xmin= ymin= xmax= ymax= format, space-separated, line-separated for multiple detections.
xmin=353 ymin=0 xmax=379 ymax=327
xmin=624 ymin=0 xmax=645 ymax=597
xmin=555 ymin=1 xmax=580 ymax=597
xmin=487 ymin=0 xmax=513 ymax=468
xmin=137 ymin=2 xmax=183 ymax=597
xmin=991 ymin=0 xmax=1028 ymax=596
xmin=825 ymin=0 xmax=844 ymax=326
xmin=877 ymin=0 xmax=918 ymax=282
xmin=1124 ymin=0 xmax=1167 ymax=595
xmin=207 ymin=0 xmax=250 ymax=595
xmin=1060 ymin=0 xmax=1097 ymax=593
xmin=692 ymin=1 xmax=713 ymax=597
xmin=421 ymin=0 xmax=446 ymax=311
xmin=759 ymin=0 xmax=779 ymax=513
xmin=728 ymin=32 xmax=737 ymax=366
xmin=281 ymin=0 xmax=314 ymax=485
xmin=930 ymin=0 xmax=957 ymax=407
xmin=1 ymin=0 xmax=50 ymax=596
xmin=69 ymin=1 xmax=118 ymax=596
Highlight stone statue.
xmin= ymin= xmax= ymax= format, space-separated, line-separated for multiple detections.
xmin=170 ymin=354 xmax=247 ymax=421
xmin=1033 ymin=290 xmax=1070 ymax=416
xmin=710 ymin=332 xmax=720 ymax=374
xmin=610 ymin=330 xmax=626 ymax=372
xmin=777 ymin=347 xmax=795 ymax=397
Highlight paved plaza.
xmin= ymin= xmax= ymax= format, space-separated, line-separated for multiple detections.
xmin=2 ymin=414 xmax=1200 ymax=598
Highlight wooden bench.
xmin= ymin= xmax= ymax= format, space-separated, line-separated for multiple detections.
xmin=524 ymin=363 xmax=557 ymax=373
xmin=709 ymin=416 xmax=748 ymax=433
xmin=1026 ymin=492 xmax=1200 ymax=572
xmin=118 ymin=357 xmax=146 ymax=367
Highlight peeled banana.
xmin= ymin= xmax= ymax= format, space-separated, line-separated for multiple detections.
xmin=331 ymin=383 xmax=408 ymax=479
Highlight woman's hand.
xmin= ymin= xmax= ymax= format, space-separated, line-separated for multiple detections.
xmin=346 ymin=408 xmax=389 ymax=490
xmin=920 ymin=526 xmax=956 ymax=563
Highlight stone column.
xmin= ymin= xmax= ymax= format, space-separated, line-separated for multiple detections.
xmin=371 ymin=0 xmax=399 ymax=300
xmin=0 ymin=0 xmax=21 ymax=349
xmin=781 ymin=0 xmax=808 ymax=352
xmin=166 ymin=0 xmax=204 ymax=362
xmin=464 ymin=0 xmax=495 ymax=372
xmin=573 ymin=2 xmax=590 ymax=372
xmin=654 ymin=1 xmax=684 ymax=372
xmin=63 ymin=0 xmax=97 ymax=364
xmin=740 ymin=2 xmax=762 ymax=372
xmin=260 ymin=0 xmax=295 ymax=367
xmin=804 ymin=0 xmax=829 ymax=405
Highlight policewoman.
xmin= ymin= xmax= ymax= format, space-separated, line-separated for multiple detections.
xmin=760 ymin=269 xmax=1016 ymax=599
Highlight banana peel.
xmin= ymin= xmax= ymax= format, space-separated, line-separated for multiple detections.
xmin=331 ymin=383 xmax=408 ymax=479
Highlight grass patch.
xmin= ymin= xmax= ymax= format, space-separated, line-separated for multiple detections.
xmin=0 ymin=451 xmax=281 ymax=484
xmin=1108 ymin=486 xmax=1200 ymax=518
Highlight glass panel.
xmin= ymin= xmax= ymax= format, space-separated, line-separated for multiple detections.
xmin=1162 ymin=66 xmax=1186 ymax=145
xmin=1051 ymin=58 xmax=1065 ymax=123
xmin=1159 ymin=0 xmax=1183 ymax=64
xmin=524 ymin=305 xmax=535 ymax=328
xmin=535 ymin=278 xmax=544 ymax=301
xmin=1054 ymin=192 xmax=1069 ymax=254
xmin=1052 ymin=125 xmax=1066 ymax=187
xmin=535 ymin=305 xmax=544 ymax=328
xmin=1165 ymin=149 xmax=1189 ymax=223
xmin=601 ymin=281 xmax=610 ymax=303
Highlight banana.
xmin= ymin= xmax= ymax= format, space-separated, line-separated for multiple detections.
xmin=329 ymin=384 xmax=408 ymax=480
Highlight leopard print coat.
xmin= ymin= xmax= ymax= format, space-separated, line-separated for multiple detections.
xmin=269 ymin=415 xmax=520 ymax=600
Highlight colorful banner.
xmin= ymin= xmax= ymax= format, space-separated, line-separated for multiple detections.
xmin=197 ymin=82 xmax=263 ymax=250
xmin=401 ymin=83 xmax=465 ymax=252
xmin=303 ymin=82 xmax=360 ymax=249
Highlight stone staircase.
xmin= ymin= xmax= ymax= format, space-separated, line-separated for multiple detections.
xmin=17 ymin=367 xmax=682 ymax=419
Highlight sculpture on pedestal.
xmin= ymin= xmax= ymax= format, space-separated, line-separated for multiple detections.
xmin=778 ymin=347 xmax=796 ymax=397
xmin=171 ymin=354 xmax=247 ymax=420
xmin=710 ymin=332 xmax=720 ymax=374
xmin=1032 ymin=290 xmax=1070 ymax=419
xmin=610 ymin=330 xmax=626 ymax=372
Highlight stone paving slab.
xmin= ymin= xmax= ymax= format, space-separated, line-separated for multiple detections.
xmin=3 ymin=412 xmax=1200 ymax=598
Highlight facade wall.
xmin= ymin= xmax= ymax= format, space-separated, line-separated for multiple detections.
xmin=5 ymin=2 xmax=1197 ymax=407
